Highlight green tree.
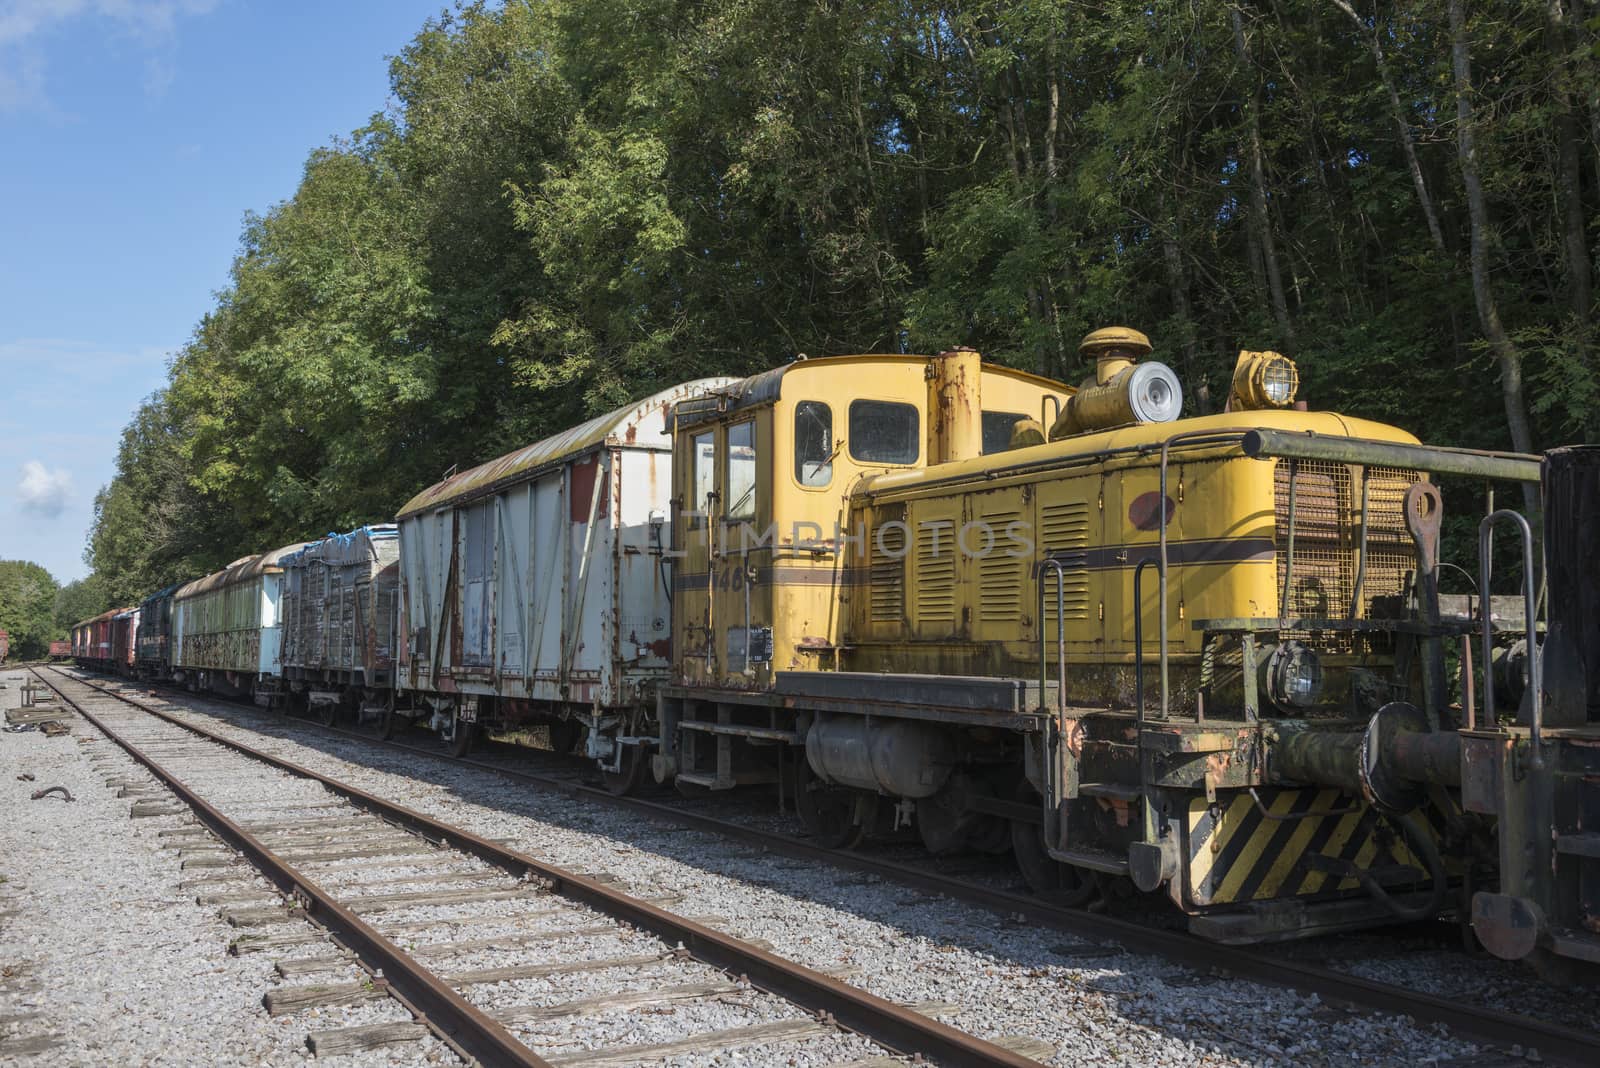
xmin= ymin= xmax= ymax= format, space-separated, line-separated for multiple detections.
xmin=81 ymin=0 xmax=1600 ymax=604
xmin=0 ymin=561 xmax=61 ymax=660
xmin=53 ymin=575 xmax=111 ymax=633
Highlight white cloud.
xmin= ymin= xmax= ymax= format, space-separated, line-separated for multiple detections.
xmin=0 ymin=1 xmax=219 ymax=47
xmin=17 ymin=460 xmax=73 ymax=518
xmin=0 ymin=0 xmax=219 ymax=112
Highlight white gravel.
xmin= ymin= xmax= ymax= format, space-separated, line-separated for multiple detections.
xmin=64 ymin=670 xmax=1548 ymax=1068
xmin=0 ymin=670 xmax=447 ymax=1066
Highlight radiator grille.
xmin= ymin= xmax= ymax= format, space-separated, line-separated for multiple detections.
xmin=1274 ymin=461 xmax=1420 ymax=650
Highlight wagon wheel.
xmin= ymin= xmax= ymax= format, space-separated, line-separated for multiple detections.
xmin=601 ymin=743 xmax=650 ymax=796
xmin=378 ymin=691 xmax=402 ymax=739
xmin=1010 ymin=782 xmax=1096 ymax=906
xmin=795 ymin=758 xmax=866 ymax=850
xmin=546 ymin=718 xmax=580 ymax=756
xmin=316 ymin=698 xmax=338 ymax=728
xmin=449 ymin=717 xmax=477 ymax=757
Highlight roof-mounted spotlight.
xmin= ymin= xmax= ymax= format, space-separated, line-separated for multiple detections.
xmin=1230 ymin=350 xmax=1300 ymax=410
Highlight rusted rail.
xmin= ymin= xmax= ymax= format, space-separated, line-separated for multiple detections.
xmin=33 ymin=667 xmax=552 ymax=1068
xmin=161 ymin=677 xmax=1600 ymax=1067
xmin=43 ymin=667 xmax=1044 ymax=1068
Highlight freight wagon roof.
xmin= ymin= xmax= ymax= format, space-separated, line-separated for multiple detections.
xmin=281 ymin=524 xmax=398 ymax=568
xmin=175 ymin=542 xmax=307 ymax=601
xmin=75 ymin=606 xmax=133 ymax=629
xmin=398 ymin=378 xmax=737 ymax=518
xmin=855 ymin=409 xmax=1423 ymax=497
xmin=139 ymin=582 xmax=184 ymax=607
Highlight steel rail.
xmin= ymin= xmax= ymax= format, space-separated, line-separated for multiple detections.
xmin=33 ymin=668 xmax=552 ymax=1068
xmin=64 ymin=668 xmax=1600 ymax=1066
xmin=44 ymin=667 xmax=1043 ymax=1068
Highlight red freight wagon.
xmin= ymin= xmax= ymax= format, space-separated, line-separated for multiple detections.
xmin=48 ymin=640 xmax=71 ymax=659
xmin=74 ymin=608 xmax=128 ymax=671
xmin=111 ymin=608 xmax=139 ymax=677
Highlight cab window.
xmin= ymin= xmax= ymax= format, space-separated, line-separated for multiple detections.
xmin=848 ymin=400 xmax=918 ymax=465
xmin=794 ymin=401 xmax=833 ymax=487
xmin=726 ymin=421 xmax=757 ymax=521
xmin=690 ymin=430 xmax=714 ymax=528
xmin=982 ymin=410 xmax=1027 ymax=454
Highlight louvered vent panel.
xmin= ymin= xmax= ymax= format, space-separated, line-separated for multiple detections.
xmin=1039 ymin=500 xmax=1092 ymax=624
xmin=869 ymin=518 xmax=906 ymax=624
xmin=978 ymin=510 xmax=1024 ymax=623
xmin=916 ymin=520 xmax=957 ymax=627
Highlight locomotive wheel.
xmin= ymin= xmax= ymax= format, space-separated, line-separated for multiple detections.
xmin=601 ymin=744 xmax=649 ymax=796
xmin=1010 ymin=784 xmax=1096 ymax=906
xmin=449 ymin=718 xmax=477 ymax=757
xmin=796 ymin=759 xmax=866 ymax=849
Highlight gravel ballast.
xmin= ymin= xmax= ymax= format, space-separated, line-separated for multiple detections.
xmin=46 ymin=669 xmax=1542 ymax=1067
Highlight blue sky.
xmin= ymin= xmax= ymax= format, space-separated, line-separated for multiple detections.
xmin=0 ymin=0 xmax=453 ymax=585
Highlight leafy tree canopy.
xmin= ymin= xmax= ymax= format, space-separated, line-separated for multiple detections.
xmin=0 ymin=560 xmax=61 ymax=660
xmin=84 ymin=0 xmax=1600 ymax=598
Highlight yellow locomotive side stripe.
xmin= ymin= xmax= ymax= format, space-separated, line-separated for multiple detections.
xmin=1214 ymin=789 xmax=1298 ymax=903
xmin=1253 ymin=788 xmax=1337 ymax=899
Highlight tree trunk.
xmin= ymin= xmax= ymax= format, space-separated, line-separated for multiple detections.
xmin=1328 ymin=0 xmax=1446 ymax=253
xmin=1448 ymin=0 xmax=1539 ymax=511
xmin=1231 ymin=7 xmax=1294 ymax=344
xmin=1545 ymin=0 xmax=1593 ymax=323
xmin=1162 ymin=214 xmax=1209 ymax=414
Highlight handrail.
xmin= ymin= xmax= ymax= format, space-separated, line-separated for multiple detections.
xmin=1133 ymin=558 xmax=1162 ymax=726
xmin=1157 ymin=431 xmax=1247 ymax=720
xmin=1478 ymin=510 xmax=1543 ymax=768
xmin=1037 ymin=558 xmax=1069 ymax=852
xmin=1279 ymin=458 xmax=1299 ymax=620
xmin=1348 ymin=467 xmax=1371 ymax=619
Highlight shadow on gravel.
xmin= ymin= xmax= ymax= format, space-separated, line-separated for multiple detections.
xmin=71 ymin=671 xmax=1600 ymax=1061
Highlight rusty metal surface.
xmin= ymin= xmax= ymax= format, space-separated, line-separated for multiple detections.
xmin=398 ymin=378 xmax=734 ymax=519
xmin=51 ymin=669 xmax=1044 ymax=1068
xmin=36 ymin=668 xmax=551 ymax=1068
xmin=174 ymin=544 xmax=304 ymax=601
xmin=1242 ymin=428 xmax=1541 ymax=483
xmin=1542 ymin=446 xmax=1600 ymax=726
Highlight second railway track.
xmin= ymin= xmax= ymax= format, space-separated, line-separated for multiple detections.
xmin=43 ymin=665 xmax=1600 ymax=1066
xmin=34 ymin=666 xmax=1053 ymax=1067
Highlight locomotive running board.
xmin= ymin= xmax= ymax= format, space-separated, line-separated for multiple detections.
xmin=1189 ymin=891 xmax=1441 ymax=944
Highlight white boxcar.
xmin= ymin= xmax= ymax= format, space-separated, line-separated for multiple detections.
xmin=173 ymin=543 xmax=305 ymax=699
xmin=395 ymin=379 xmax=733 ymax=781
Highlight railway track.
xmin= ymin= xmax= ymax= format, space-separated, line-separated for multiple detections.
xmin=34 ymin=666 xmax=1052 ymax=1067
xmin=47 ymin=667 xmax=1600 ymax=1066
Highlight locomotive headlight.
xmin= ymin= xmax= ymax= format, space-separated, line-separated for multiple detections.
xmin=1262 ymin=640 xmax=1324 ymax=711
xmin=1125 ymin=361 xmax=1184 ymax=423
xmin=1230 ymin=350 xmax=1300 ymax=409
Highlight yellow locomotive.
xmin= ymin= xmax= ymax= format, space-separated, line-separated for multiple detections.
xmin=657 ymin=328 xmax=1544 ymax=944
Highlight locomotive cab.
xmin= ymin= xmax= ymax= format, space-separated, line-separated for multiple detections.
xmin=658 ymin=352 xmax=1067 ymax=788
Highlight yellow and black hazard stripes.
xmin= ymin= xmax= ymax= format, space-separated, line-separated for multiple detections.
xmin=1185 ymin=788 xmax=1430 ymax=907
